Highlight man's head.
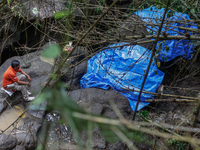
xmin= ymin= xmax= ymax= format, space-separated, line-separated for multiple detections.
xmin=11 ymin=60 xmax=20 ymax=71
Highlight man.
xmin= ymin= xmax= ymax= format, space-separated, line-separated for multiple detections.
xmin=2 ymin=60 xmax=35 ymax=101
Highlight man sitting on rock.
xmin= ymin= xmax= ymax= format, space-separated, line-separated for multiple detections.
xmin=2 ymin=60 xmax=35 ymax=101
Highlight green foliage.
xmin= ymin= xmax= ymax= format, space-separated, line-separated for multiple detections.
xmin=35 ymin=83 xmax=148 ymax=146
xmin=95 ymin=0 xmax=104 ymax=14
xmin=167 ymin=139 xmax=187 ymax=150
xmin=42 ymin=44 xmax=61 ymax=58
xmin=136 ymin=110 xmax=149 ymax=121
xmin=141 ymin=110 xmax=149 ymax=117
xmin=54 ymin=10 xmax=73 ymax=19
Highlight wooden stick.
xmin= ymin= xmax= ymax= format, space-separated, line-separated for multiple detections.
xmin=145 ymin=99 xmax=196 ymax=102
xmin=121 ymin=87 xmax=200 ymax=100
xmin=126 ymin=35 xmax=200 ymax=41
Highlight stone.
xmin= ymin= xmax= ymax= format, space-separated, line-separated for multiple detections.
xmin=0 ymin=134 xmax=17 ymax=150
xmin=69 ymin=88 xmax=134 ymax=149
xmin=0 ymin=50 xmax=52 ymax=149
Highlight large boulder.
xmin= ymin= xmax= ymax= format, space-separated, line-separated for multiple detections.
xmin=69 ymin=88 xmax=134 ymax=149
xmin=0 ymin=50 xmax=53 ymax=149
xmin=107 ymin=14 xmax=153 ymax=49
xmin=12 ymin=0 xmax=66 ymax=20
xmin=0 ymin=134 xmax=17 ymax=150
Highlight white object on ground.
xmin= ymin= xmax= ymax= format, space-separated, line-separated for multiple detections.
xmin=1 ymin=87 xmax=14 ymax=96
xmin=26 ymin=97 xmax=35 ymax=101
xmin=27 ymin=91 xmax=32 ymax=96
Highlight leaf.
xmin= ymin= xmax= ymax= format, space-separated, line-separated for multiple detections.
xmin=157 ymin=61 xmax=161 ymax=68
xmin=96 ymin=8 xmax=100 ymax=14
xmin=7 ymin=0 xmax=10 ymax=4
xmin=42 ymin=44 xmax=61 ymax=58
xmin=54 ymin=11 xmax=69 ymax=19
xmin=14 ymin=105 xmax=26 ymax=118
xmin=33 ymin=93 xmax=46 ymax=104
xmin=166 ymin=46 xmax=169 ymax=52
xmin=141 ymin=110 xmax=149 ymax=117
xmin=32 ymin=7 xmax=38 ymax=15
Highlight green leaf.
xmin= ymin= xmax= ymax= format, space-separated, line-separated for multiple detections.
xmin=33 ymin=93 xmax=46 ymax=104
xmin=42 ymin=44 xmax=61 ymax=58
xmin=7 ymin=0 xmax=10 ymax=4
xmin=166 ymin=46 xmax=169 ymax=52
xmin=96 ymin=8 xmax=100 ymax=14
xmin=54 ymin=11 xmax=69 ymax=19
xmin=141 ymin=110 xmax=149 ymax=117
xmin=191 ymin=8 xmax=195 ymax=13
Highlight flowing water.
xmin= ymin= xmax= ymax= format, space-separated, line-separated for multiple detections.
xmin=37 ymin=112 xmax=77 ymax=150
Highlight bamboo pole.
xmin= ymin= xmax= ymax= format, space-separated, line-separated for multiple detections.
xmin=126 ymin=35 xmax=200 ymax=41
xmin=144 ymin=99 xmax=196 ymax=102
xmin=132 ymin=0 xmax=171 ymax=120
xmin=120 ymin=87 xmax=200 ymax=101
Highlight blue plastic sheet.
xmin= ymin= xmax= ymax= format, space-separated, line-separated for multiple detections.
xmin=135 ymin=7 xmax=198 ymax=62
xmin=81 ymin=43 xmax=165 ymax=111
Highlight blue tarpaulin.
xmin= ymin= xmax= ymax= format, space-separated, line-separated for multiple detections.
xmin=135 ymin=7 xmax=198 ymax=62
xmin=81 ymin=43 xmax=165 ymax=111
xmin=81 ymin=7 xmax=197 ymax=111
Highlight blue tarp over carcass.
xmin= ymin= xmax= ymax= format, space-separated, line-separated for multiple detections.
xmin=81 ymin=43 xmax=165 ymax=111
xmin=135 ymin=7 xmax=198 ymax=62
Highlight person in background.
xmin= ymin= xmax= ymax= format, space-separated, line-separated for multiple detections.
xmin=2 ymin=60 xmax=35 ymax=101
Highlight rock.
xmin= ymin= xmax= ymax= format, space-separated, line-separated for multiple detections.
xmin=12 ymin=145 xmax=26 ymax=150
xmin=13 ymin=0 xmax=66 ymax=20
xmin=107 ymin=14 xmax=153 ymax=49
xmin=18 ymin=118 xmax=42 ymax=132
xmin=12 ymin=130 xmax=37 ymax=149
xmin=69 ymin=88 xmax=134 ymax=119
xmin=107 ymin=141 xmax=125 ymax=150
xmin=0 ymin=134 xmax=17 ymax=150
xmin=0 ymin=50 xmax=53 ymax=149
xmin=62 ymin=60 xmax=87 ymax=90
xmin=0 ymin=18 xmax=22 ymax=52
xmin=69 ymin=88 xmax=134 ymax=149
xmin=27 ymin=109 xmax=46 ymax=119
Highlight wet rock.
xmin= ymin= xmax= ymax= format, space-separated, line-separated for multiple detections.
xmin=0 ymin=134 xmax=17 ymax=150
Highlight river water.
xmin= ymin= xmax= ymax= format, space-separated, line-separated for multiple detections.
xmin=37 ymin=112 xmax=77 ymax=150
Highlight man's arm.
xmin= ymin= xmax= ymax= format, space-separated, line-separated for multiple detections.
xmin=20 ymin=70 xmax=31 ymax=82
xmin=17 ymin=80 xmax=31 ymax=87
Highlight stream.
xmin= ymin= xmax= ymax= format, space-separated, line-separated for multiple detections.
xmin=37 ymin=112 xmax=77 ymax=150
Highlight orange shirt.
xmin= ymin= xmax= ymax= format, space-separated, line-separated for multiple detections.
xmin=2 ymin=66 xmax=21 ymax=89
